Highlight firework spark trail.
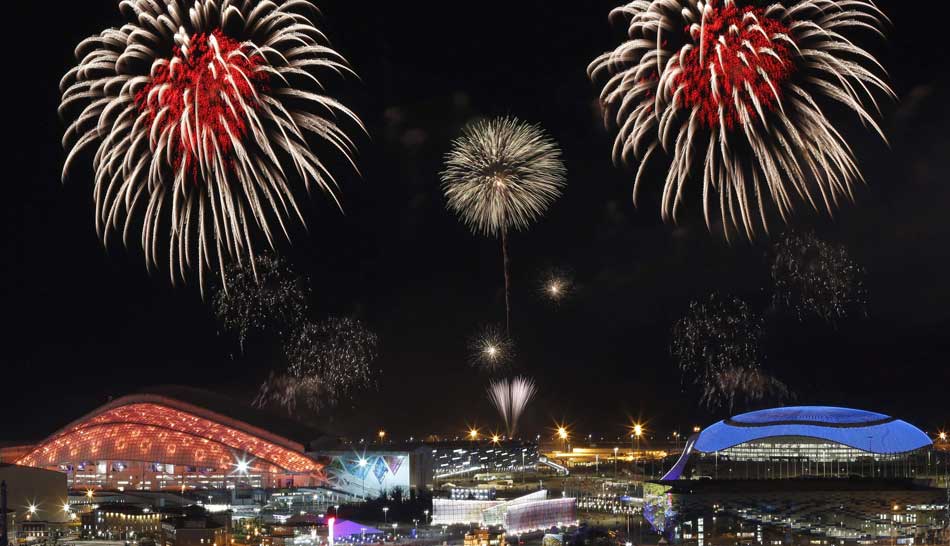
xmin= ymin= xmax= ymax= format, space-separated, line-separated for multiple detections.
xmin=253 ymin=371 xmax=324 ymax=417
xmin=469 ymin=324 xmax=515 ymax=374
xmin=212 ymin=253 xmax=307 ymax=349
xmin=711 ymin=366 xmax=792 ymax=412
xmin=60 ymin=0 xmax=365 ymax=291
xmin=671 ymin=294 xmax=790 ymax=411
xmin=488 ymin=379 xmax=513 ymax=434
xmin=589 ymin=0 xmax=893 ymax=239
xmin=508 ymin=376 xmax=538 ymax=437
xmin=771 ymin=231 xmax=868 ymax=324
xmin=488 ymin=376 xmax=538 ymax=437
xmin=442 ymin=117 xmax=566 ymax=333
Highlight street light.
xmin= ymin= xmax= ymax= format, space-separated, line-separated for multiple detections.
xmin=558 ymin=426 xmax=569 ymax=452
xmin=632 ymin=424 xmax=643 ymax=476
xmin=613 ymin=446 xmax=619 ymax=478
xmin=423 ymin=509 xmax=429 ymax=525
xmin=378 ymin=430 xmax=386 ymax=443
xmin=382 ymin=507 xmax=389 ymax=524
xmin=469 ymin=428 xmax=479 ymax=441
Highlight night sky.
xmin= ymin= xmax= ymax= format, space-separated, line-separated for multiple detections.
xmin=2 ymin=1 xmax=948 ymax=443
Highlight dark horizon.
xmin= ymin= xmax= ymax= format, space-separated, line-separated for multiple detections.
xmin=2 ymin=0 xmax=948 ymax=444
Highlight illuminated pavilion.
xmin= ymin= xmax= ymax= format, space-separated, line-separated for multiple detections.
xmin=15 ymin=388 xmax=325 ymax=491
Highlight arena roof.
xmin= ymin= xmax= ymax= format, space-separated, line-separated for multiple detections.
xmin=694 ymin=406 xmax=932 ymax=454
xmin=16 ymin=388 xmax=323 ymax=475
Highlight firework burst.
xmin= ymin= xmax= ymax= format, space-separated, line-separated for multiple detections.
xmin=771 ymin=231 xmax=868 ymax=324
xmin=60 ymin=0 xmax=364 ymax=290
xmin=589 ymin=0 xmax=893 ymax=239
xmin=671 ymin=294 xmax=790 ymax=410
xmin=442 ymin=117 xmax=566 ymax=333
xmin=283 ymin=316 xmax=379 ymax=409
xmin=212 ymin=253 xmax=307 ymax=349
xmin=539 ymin=268 xmax=574 ymax=305
xmin=469 ymin=324 xmax=515 ymax=374
xmin=488 ymin=376 xmax=537 ymax=437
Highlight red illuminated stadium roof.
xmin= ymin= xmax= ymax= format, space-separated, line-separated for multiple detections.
xmin=17 ymin=393 xmax=322 ymax=475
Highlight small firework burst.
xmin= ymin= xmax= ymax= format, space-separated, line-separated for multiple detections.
xmin=671 ymin=294 xmax=790 ymax=410
xmin=212 ymin=253 xmax=308 ymax=349
xmin=771 ymin=231 xmax=868 ymax=324
xmin=539 ymin=268 xmax=574 ymax=305
xmin=60 ymin=0 xmax=364 ymax=289
xmin=589 ymin=0 xmax=893 ymax=238
xmin=442 ymin=117 xmax=566 ymax=333
xmin=488 ymin=376 xmax=537 ymax=437
xmin=469 ymin=324 xmax=515 ymax=374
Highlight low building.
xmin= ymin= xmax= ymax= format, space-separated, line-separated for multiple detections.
xmin=306 ymin=448 xmax=429 ymax=499
xmin=432 ymin=490 xmax=576 ymax=534
xmin=464 ymin=528 xmax=506 ymax=546
xmin=160 ymin=507 xmax=231 ymax=546
xmin=80 ymin=503 xmax=161 ymax=540
xmin=429 ymin=441 xmax=539 ymax=480
xmin=0 ymin=464 xmax=70 ymax=544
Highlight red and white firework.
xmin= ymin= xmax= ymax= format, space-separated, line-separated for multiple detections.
xmin=60 ymin=0 xmax=364 ymax=289
xmin=589 ymin=0 xmax=893 ymax=239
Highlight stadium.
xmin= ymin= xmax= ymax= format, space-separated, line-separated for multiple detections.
xmin=12 ymin=388 xmax=325 ymax=490
xmin=663 ymin=406 xmax=935 ymax=481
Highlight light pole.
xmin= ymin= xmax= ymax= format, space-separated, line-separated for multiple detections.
xmin=423 ymin=509 xmax=429 ymax=526
xmin=383 ymin=507 xmax=389 ymax=524
xmin=633 ymin=424 xmax=643 ymax=478
xmin=521 ymin=450 xmax=526 ymax=484
xmin=614 ymin=446 xmax=619 ymax=478
xmin=358 ymin=458 xmax=368 ymax=499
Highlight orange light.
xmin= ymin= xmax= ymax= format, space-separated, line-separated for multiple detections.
xmin=15 ymin=403 xmax=320 ymax=473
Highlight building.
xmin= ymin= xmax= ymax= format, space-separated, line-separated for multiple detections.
xmin=160 ymin=506 xmax=231 ymax=546
xmin=307 ymin=448 xmax=428 ymax=499
xmin=662 ymin=406 xmax=935 ymax=481
xmin=432 ymin=490 xmax=577 ymax=534
xmin=0 ymin=464 xmax=70 ymax=543
xmin=464 ymin=528 xmax=507 ymax=546
xmin=14 ymin=387 xmax=325 ymax=491
xmin=429 ymin=441 xmax=538 ymax=480
xmin=80 ymin=503 xmax=162 ymax=540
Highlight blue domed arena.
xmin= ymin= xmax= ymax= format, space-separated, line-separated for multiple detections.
xmin=662 ymin=407 xmax=935 ymax=481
